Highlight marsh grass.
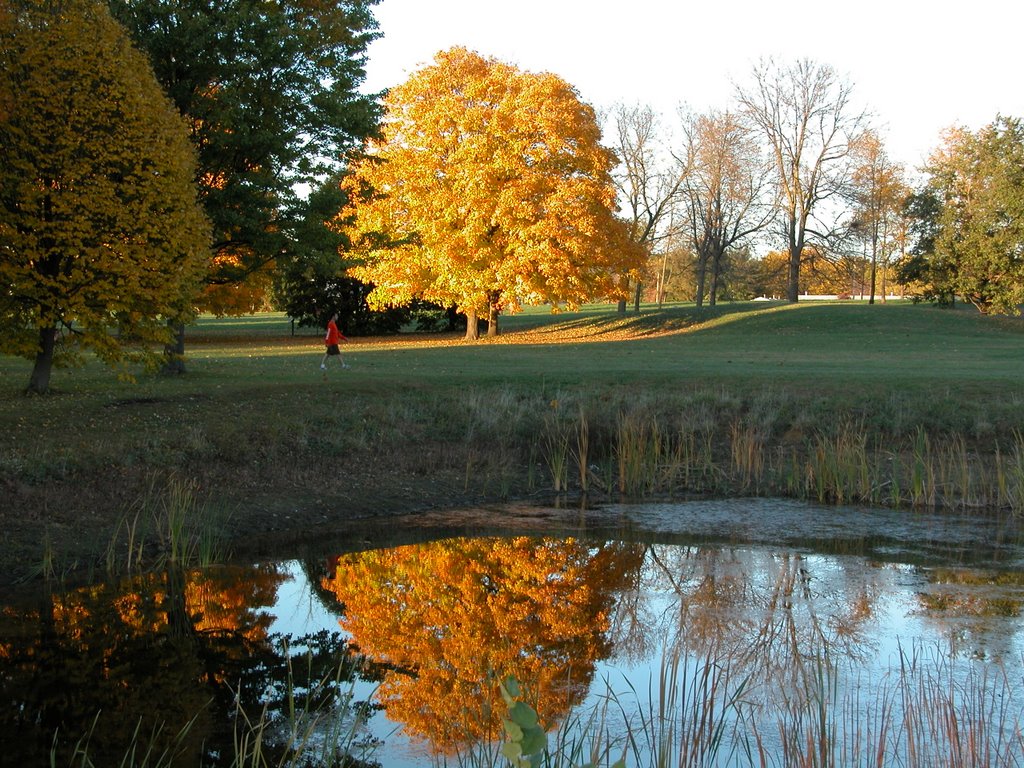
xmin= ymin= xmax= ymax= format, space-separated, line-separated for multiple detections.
xmin=223 ymin=639 xmax=380 ymax=768
xmin=616 ymin=414 xmax=664 ymax=497
xmin=52 ymin=712 xmax=202 ymax=768
xmin=448 ymin=638 xmax=1023 ymax=768
xmin=544 ymin=406 xmax=572 ymax=494
xmin=47 ymin=632 xmax=1024 ymax=768
xmin=98 ymin=476 xmax=226 ymax=580
xmin=48 ymin=646 xmax=376 ymax=768
xmin=757 ymin=643 xmax=1024 ymax=768
xmin=616 ymin=651 xmax=748 ymax=768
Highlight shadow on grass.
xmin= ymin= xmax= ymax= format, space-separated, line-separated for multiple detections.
xmin=521 ymin=301 xmax=788 ymax=340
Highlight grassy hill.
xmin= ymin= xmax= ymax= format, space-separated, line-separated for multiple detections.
xmin=2 ymin=300 xmax=1023 ymax=583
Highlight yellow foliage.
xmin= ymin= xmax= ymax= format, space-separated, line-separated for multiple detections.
xmin=342 ymin=47 xmax=643 ymax=317
xmin=0 ymin=0 xmax=210 ymax=377
xmin=198 ymin=254 xmax=275 ymax=315
xmin=322 ymin=536 xmax=644 ymax=749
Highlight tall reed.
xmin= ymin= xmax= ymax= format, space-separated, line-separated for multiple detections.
xmin=575 ymin=406 xmax=591 ymax=494
xmin=153 ymin=476 xmax=224 ymax=569
xmin=615 ymin=650 xmax=748 ymax=768
xmin=730 ymin=421 xmax=764 ymax=492
xmin=51 ymin=713 xmax=201 ymax=768
xmin=616 ymin=414 xmax=664 ymax=497
xmin=994 ymin=432 xmax=1024 ymax=514
xmin=544 ymin=406 xmax=572 ymax=494
xmin=803 ymin=423 xmax=873 ymax=505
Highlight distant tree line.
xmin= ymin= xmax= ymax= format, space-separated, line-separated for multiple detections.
xmin=605 ymin=62 xmax=1023 ymax=315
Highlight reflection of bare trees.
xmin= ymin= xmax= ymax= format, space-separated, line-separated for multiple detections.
xmin=608 ymin=546 xmax=887 ymax=700
xmin=604 ymin=543 xmax=652 ymax=663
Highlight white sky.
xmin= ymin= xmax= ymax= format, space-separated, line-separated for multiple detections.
xmin=362 ymin=0 xmax=1024 ymax=175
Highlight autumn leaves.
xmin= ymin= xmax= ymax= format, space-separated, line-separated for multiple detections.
xmin=340 ymin=48 xmax=645 ymax=340
xmin=0 ymin=0 xmax=210 ymax=393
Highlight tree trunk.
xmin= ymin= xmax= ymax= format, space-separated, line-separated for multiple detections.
xmin=709 ymin=260 xmax=720 ymax=307
xmin=633 ymin=281 xmax=642 ymax=313
xmin=787 ymin=246 xmax=800 ymax=302
xmin=617 ymin=276 xmax=629 ymax=314
xmin=868 ymin=232 xmax=879 ymax=304
xmin=694 ymin=251 xmax=709 ymax=309
xmin=27 ymin=326 xmax=56 ymax=394
xmin=464 ymin=309 xmax=479 ymax=340
xmin=709 ymin=247 xmax=726 ymax=307
xmin=656 ymin=252 xmax=669 ymax=308
xmin=487 ymin=298 xmax=499 ymax=337
xmin=162 ymin=321 xmax=187 ymax=375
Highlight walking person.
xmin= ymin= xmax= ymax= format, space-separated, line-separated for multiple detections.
xmin=321 ymin=313 xmax=349 ymax=371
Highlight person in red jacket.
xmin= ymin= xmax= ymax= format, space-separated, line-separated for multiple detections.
xmin=320 ymin=313 xmax=349 ymax=370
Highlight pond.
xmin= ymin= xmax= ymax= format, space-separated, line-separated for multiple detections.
xmin=1 ymin=499 xmax=1023 ymax=767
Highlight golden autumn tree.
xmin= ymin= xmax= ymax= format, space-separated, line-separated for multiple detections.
xmin=0 ymin=0 xmax=210 ymax=393
xmin=344 ymin=47 xmax=644 ymax=339
xmin=322 ymin=536 xmax=644 ymax=750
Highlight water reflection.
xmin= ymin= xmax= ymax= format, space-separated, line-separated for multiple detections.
xmin=320 ymin=537 xmax=644 ymax=748
xmin=0 ymin=501 xmax=1022 ymax=766
xmin=0 ymin=563 xmax=362 ymax=767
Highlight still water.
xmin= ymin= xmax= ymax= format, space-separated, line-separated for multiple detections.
xmin=2 ymin=499 xmax=1023 ymax=767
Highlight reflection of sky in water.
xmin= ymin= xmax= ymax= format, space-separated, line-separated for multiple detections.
xmin=266 ymin=533 xmax=1024 ymax=768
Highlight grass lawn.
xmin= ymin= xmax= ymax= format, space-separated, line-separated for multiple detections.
xmin=2 ymin=300 xmax=1023 ymax=585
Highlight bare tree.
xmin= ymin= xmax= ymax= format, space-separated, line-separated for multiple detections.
xmin=849 ymin=130 xmax=910 ymax=303
xmin=736 ymin=58 xmax=867 ymax=302
xmin=677 ymin=109 xmax=775 ymax=307
xmin=609 ymin=103 xmax=689 ymax=312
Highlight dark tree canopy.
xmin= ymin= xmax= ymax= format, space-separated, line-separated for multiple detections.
xmin=272 ymin=175 xmax=410 ymax=335
xmin=108 ymin=0 xmax=383 ymax=307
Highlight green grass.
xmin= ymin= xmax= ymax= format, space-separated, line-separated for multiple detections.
xmin=7 ymin=301 xmax=1018 ymax=393
xmin=2 ymin=300 xmax=1024 ymax=584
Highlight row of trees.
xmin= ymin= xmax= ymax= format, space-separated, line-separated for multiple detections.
xmin=3 ymin=0 xmax=1022 ymax=391
xmin=608 ymin=64 xmax=1024 ymax=314
xmin=606 ymin=61 xmax=907 ymax=309
xmin=335 ymin=52 xmax=909 ymax=335
xmin=339 ymin=51 xmax=1024 ymax=326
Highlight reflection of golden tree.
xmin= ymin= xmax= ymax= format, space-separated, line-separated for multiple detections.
xmin=51 ymin=564 xmax=282 ymax=646
xmin=322 ymin=537 xmax=644 ymax=748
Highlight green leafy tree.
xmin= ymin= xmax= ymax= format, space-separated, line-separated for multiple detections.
xmin=109 ymin=0 xmax=382 ymax=364
xmin=905 ymin=116 xmax=1024 ymax=314
xmin=898 ymin=187 xmax=952 ymax=303
xmin=273 ymin=175 xmax=409 ymax=335
xmin=0 ymin=0 xmax=210 ymax=393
